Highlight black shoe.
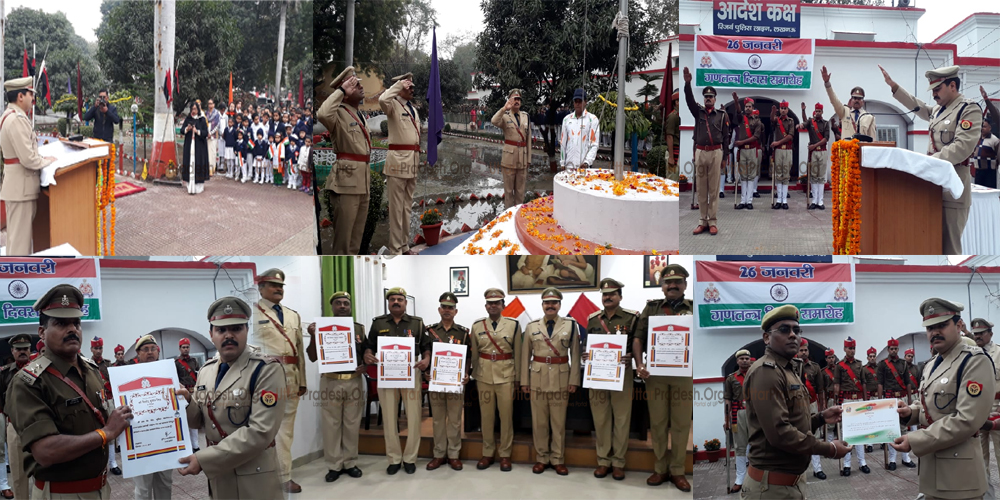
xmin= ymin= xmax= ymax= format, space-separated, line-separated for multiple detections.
xmin=403 ymin=462 xmax=416 ymax=474
xmin=860 ymin=465 xmax=871 ymax=474
xmin=344 ymin=466 xmax=363 ymax=478
xmin=719 ymin=192 xmax=725 ymax=198
xmin=902 ymin=460 xmax=916 ymax=468
xmin=111 ymin=467 xmax=122 ymax=476
xmin=865 ymin=445 xmax=873 ymax=453
xmin=193 ymin=448 xmax=200 ymax=453
xmin=387 ymin=463 xmax=401 ymax=475
xmin=813 ymin=471 xmax=827 ymax=480
xmin=841 ymin=467 xmax=850 ymax=476
xmin=818 ymin=204 xmax=825 ymax=210
xmin=772 ymin=203 xmax=780 ymax=209
xmin=887 ymin=463 xmax=896 ymax=471
xmin=753 ymin=192 xmax=760 ymax=198
xmin=747 ymin=203 xmax=754 ymax=210
xmin=736 ymin=203 xmax=745 ymax=210
xmin=808 ymin=203 xmax=816 ymax=210
xmin=325 ymin=469 xmax=341 ymax=482
xmin=782 ymin=203 xmax=788 ymax=209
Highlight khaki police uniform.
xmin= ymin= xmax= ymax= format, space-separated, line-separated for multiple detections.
xmin=379 ymin=74 xmax=422 ymax=254
xmin=724 ymin=368 xmax=749 ymax=458
xmin=664 ymin=108 xmax=680 ymax=171
xmin=825 ymin=85 xmax=877 ymax=139
xmin=803 ymin=113 xmax=830 ymax=188
xmin=252 ymin=269 xmax=304 ymax=485
xmin=891 ymin=66 xmax=983 ymax=254
xmin=470 ymin=288 xmax=521 ymax=463
xmin=585 ymin=285 xmax=638 ymax=470
xmin=905 ymin=312 xmax=994 ymax=498
xmin=426 ymin=318 xmax=470 ymax=462
xmin=0 ymin=333 xmax=32 ymax=500
xmin=973 ymin=318 xmax=1000 ymax=472
xmin=520 ymin=298 xmax=581 ymax=467
xmin=684 ymin=83 xmax=730 ymax=228
xmin=772 ymin=114 xmax=795 ymax=185
xmin=733 ymin=103 xmax=763 ymax=181
xmin=0 ymin=77 xmax=56 ymax=255
xmin=491 ymin=89 xmax=532 ymax=209
xmin=319 ymin=319 xmax=366 ymax=473
xmin=318 ymin=66 xmax=372 ymax=255
xmin=188 ymin=297 xmax=286 ymax=500
xmin=365 ymin=292 xmax=429 ymax=466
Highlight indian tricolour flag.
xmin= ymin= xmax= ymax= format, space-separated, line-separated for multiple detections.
xmin=694 ymin=261 xmax=854 ymax=329
xmin=695 ymin=35 xmax=814 ymax=90
xmin=0 ymin=258 xmax=102 ymax=325
xmin=502 ymin=297 xmax=532 ymax=333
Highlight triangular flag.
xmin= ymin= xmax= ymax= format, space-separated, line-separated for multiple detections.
xmin=568 ymin=294 xmax=600 ymax=328
xmin=22 ymin=49 xmax=29 ymax=78
xmin=502 ymin=297 xmax=532 ymax=334
xmin=164 ymin=70 xmax=172 ymax=104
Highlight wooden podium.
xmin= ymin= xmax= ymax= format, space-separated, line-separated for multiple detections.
xmin=33 ymin=140 xmax=110 ymax=256
xmin=859 ymin=142 xmax=942 ymax=254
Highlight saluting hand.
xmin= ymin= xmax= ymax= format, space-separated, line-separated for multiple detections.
xmin=982 ymin=86 xmax=990 ymax=101
xmin=878 ymin=65 xmax=896 ymax=89
xmin=821 ymin=66 xmax=831 ymax=84
xmin=504 ymin=97 xmax=515 ymax=112
xmin=178 ymin=453 xmax=202 ymax=476
xmin=683 ymin=67 xmax=692 ymax=83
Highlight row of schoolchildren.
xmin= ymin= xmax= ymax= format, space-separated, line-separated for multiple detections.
xmin=218 ymin=113 xmax=312 ymax=193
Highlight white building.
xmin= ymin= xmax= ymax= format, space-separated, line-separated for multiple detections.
xmin=691 ymin=254 xmax=1000 ymax=450
xmin=674 ymin=0 xmax=1000 ymax=179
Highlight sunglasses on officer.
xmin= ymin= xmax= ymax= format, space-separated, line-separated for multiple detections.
xmin=767 ymin=324 xmax=803 ymax=335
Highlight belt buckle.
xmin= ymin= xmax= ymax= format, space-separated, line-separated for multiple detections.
xmin=491 ymin=353 xmax=499 ymax=361
xmin=545 ymin=356 xmax=551 ymax=364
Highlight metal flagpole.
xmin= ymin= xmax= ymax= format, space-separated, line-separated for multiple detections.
xmin=612 ymin=0 xmax=627 ymax=181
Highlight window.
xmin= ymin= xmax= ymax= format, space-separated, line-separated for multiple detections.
xmin=876 ymin=125 xmax=899 ymax=146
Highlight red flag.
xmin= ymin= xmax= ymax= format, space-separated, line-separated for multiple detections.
xmin=174 ymin=69 xmax=179 ymax=97
xmin=164 ymin=70 xmax=172 ymax=104
xmin=228 ymin=72 xmax=233 ymax=105
xmin=568 ymin=294 xmax=600 ymax=328
xmin=77 ymin=62 xmax=83 ymax=119
xmin=22 ymin=49 xmax=29 ymax=77
xmin=298 ymin=71 xmax=304 ymax=108
xmin=659 ymin=44 xmax=674 ymax=130
xmin=41 ymin=68 xmax=51 ymax=106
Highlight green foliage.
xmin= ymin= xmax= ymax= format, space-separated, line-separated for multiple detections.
xmin=80 ymin=125 xmax=94 ymax=138
xmin=647 ymin=145 xmax=669 ymax=178
xmin=586 ymin=92 xmax=651 ymax=137
xmin=410 ymin=57 xmax=469 ymax=111
xmin=379 ymin=120 xmax=388 ymax=136
xmin=360 ymin=169 xmax=388 ymax=254
xmin=57 ymin=118 xmax=69 ymax=136
xmin=315 ymin=0 xmax=406 ymax=78
xmin=444 ymin=123 xmax=451 ymax=132
xmin=635 ymin=73 xmax=662 ymax=105
xmin=645 ymin=0 xmax=678 ymax=39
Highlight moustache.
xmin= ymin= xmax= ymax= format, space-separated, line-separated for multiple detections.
xmin=931 ymin=335 xmax=945 ymax=343
xmin=222 ymin=339 xmax=239 ymax=347
xmin=64 ymin=334 xmax=80 ymax=343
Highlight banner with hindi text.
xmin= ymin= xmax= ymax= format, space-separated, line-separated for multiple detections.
xmin=695 ymin=35 xmax=814 ymax=90
xmin=0 ymin=258 xmax=102 ymax=325
xmin=695 ymin=261 xmax=854 ymax=329
xmin=713 ymin=0 xmax=801 ymax=38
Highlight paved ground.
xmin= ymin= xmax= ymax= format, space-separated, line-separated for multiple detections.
xmin=679 ymin=185 xmax=834 ymax=255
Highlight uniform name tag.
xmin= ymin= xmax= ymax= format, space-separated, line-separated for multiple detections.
xmin=349 ymin=122 xmax=357 ymax=127
xmin=65 ymin=397 xmax=83 ymax=406
xmin=402 ymin=113 xmax=410 ymax=117
xmin=197 ymin=385 xmax=206 ymax=391
xmin=790 ymin=384 xmax=801 ymax=391
xmin=259 ymin=320 xmax=269 ymax=324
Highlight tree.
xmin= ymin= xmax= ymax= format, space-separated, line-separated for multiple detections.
xmin=314 ymin=0 xmax=407 ymax=78
xmin=635 ymin=73 xmax=662 ymax=106
xmin=411 ymin=56 xmax=469 ymax=111
xmin=645 ymin=0 xmax=678 ymax=39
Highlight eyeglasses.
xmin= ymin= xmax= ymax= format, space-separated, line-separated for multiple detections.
xmin=138 ymin=346 xmax=159 ymax=354
xmin=767 ymin=325 xmax=802 ymax=335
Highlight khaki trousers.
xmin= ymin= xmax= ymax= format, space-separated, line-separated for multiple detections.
xmin=478 ymin=381 xmax=514 ymax=458
xmin=807 ymin=150 xmax=826 ymax=184
xmin=589 ymin=374 xmax=634 ymax=467
xmin=321 ymin=376 xmax=365 ymax=470
xmin=330 ymin=191 xmax=370 ymax=255
xmin=695 ymin=149 xmax=722 ymax=227
xmin=502 ymin=167 xmax=526 ymax=209
xmin=208 ymin=140 xmax=217 ymax=175
xmin=429 ymin=391 xmax=464 ymax=459
xmin=5 ymin=200 xmax=35 ymax=255
xmin=773 ymin=149 xmax=792 ymax=183
xmin=735 ymin=408 xmax=749 ymax=456
xmin=275 ymin=393 xmax=300 ymax=483
xmin=134 ymin=470 xmax=172 ymax=499
xmin=646 ymin=375 xmax=693 ymax=476
xmin=8 ymin=422 xmax=27 ymax=500
xmin=740 ymin=471 xmax=806 ymax=499
xmin=386 ymin=176 xmax=416 ymax=254
xmin=31 ymin=482 xmax=111 ymax=500
xmin=378 ymin=376 xmax=423 ymax=465
xmin=943 ymin=205 xmax=970 ymax=254
xmin=738 ymin=149 xmax=761 ymax=180
xmin=530 ymin=390 xmax=569 ymax=465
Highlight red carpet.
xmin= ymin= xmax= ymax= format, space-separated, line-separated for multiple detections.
xmin=114 ymin=182 xmax=147 ymax=198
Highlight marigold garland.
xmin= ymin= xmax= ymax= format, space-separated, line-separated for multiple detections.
xmin=830 ymin=139 xmax=861 ymax=255
xmin=95 ymin=144 xmax=118 ymax=256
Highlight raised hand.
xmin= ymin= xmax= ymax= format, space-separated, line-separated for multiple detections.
xmin=982 ymin=86 xmax=990 ymax=101
xmin=683 ymin=67 xmax=692 ymax=83
xmin=878 ymin=65 xmax=895 ymax=88
xmin=821 ymin=66 xmax=831 ymax=84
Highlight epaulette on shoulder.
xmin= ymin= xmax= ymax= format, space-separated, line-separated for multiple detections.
xmin=81 ymin=357 xmax=98 ymax=368
xmin=17 ymin=356 xmax=52 ymax=386
xmin=587 ymin=310 xmax=602 ymax=320
xmin=410 ymin=315 xmax=424 ymax=322
xmin=528 ymin=318 xmax=543 ymax=326
xmin=473 ymin=317 xmax=488 ymax=325
xmin=458 ymin=324 xmax=469 ymax=332
xmin=204 ymin=357 xmax=219 ymax=367
xmin=646 ymin=298 xmax=659 ymax=303
xmin=622 ymin=308 xmax=639 ymax=316
xmin=427 ymin=323 xmax=440 ymax=330
xmin=373 ymin=313 xmax=390 ymax=320
xmin=762 ymin=361 xmax=776 ymax=368
xmin=502 ymin=316 xmax=518 ymax=323
xmin=251 ymin=351 xmax=282 ymax=364
xmin=354 ymin=321 xmax=364 ymax=329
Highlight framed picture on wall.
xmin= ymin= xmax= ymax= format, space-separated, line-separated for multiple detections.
xmin=645 ymin=255 xmax=670 ymax=288
xmin=506 ymin=256 xmax=601 ymax=294
xmin=450 ymin=267 xmax=469 ymax=297
xmin=383 ymin=289 xmax=416 ymax=316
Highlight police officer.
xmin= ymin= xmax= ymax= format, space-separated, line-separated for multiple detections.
xmin=972 ymin=318 xmax=1000 ymax=474
xmin=585 ymin=278 xmax=638 ymax=481
xmin=379 ymin=73 xmax=422 ymax=255
xmin=798 ymin=338 xmax=828 ymax=480
xmin=731 ymin=92 xmax=763 ymax=210
xmin=724 ymin=349 xmax=751 ymax=493
xmin=252 ymin=268 xmax=305 ymax=493
xmin=864 ymin=347 xmax=879 ymax=400
xmin=833 ymin=336 xmax=872 ymax=475
xmin=520 ymin=288 xmax=581 ymax=476
xmin=0 ymin=333 xmax=32 ymax=499
xmin=633 ymin=263 xmax=693 ymax=491
xmin=470 ymin=288 xmax=521 ymax=472
xmin=112 ymin=344 xmax=127 ymax=366
xmin=892 ymin=298 xmax=995 ymax=499
xmin=306 ymin=291 xmax=366 ymax=482
xmin=8 ymin=284 xmax=132 ymax=499
xmin=770 ymin=101 xmax=795 ymax=210
xmin=878 ymin=338 xmax=917 ymax=469
xmin=683 ymin=68 xmax=730 ymax=235
xmin=179 ymin=297 xmax=286 ymax=499
xmin=0 ymin=76 xmax=56 ymax=255
xmin=664 ymin=91 xmax=681 ymax=177
xmin=881 ymin=64 xmax=984 ymax=254
xmin=822 ymin=66 xmax=877 ymax=139
xmin=176 ymin=337 xmax=202 ymax=453
xmin=742 ymin=305 xmax=851 ymax=499
xmin=801 ymin=102 xmax=829 ymax=210
xmin=318 ymin=66 xmax=371 ymax=255
xmin=425 ymin=292 xmax=470 ymax=471
xmin=362 ymin=287 xmax=431 ymax=475
xmin=491 ymin=89 xmax=532 ymax=209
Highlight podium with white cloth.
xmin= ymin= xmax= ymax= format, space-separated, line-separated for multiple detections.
xmin=858 ymin=144 xmax=964 ymax=255
xmin=32 ymin=138 xmax=111 ymax=256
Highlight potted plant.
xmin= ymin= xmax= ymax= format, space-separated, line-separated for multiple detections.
xmin=420 ymin=208 xmax=444 ymax=246
xmin=704 ymin=438 xmax=722 ymax=462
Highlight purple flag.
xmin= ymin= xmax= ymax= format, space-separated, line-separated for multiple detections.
xmin=67 ymin=74 xmax=72 ymax=95
xmin=426 ymin=27 xmax=444 ymax=166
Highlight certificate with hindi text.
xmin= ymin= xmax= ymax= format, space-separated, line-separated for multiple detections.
xmin=377 ymin=336 xmax=416 ymax=389
xmin=315 ymin=317 xmax=359 ymax=373
xmin=841 ymin=399 xmax=902 ymax=446
xmin=429 ymin=342 xmax=467 ymax=394
xmin=647 ymin=316 xmax=692 ymax=377
xmin=583 ymin=334 xmax=626 ymax=391
xmin=108 ymin=359 xmax=193 ymax=479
